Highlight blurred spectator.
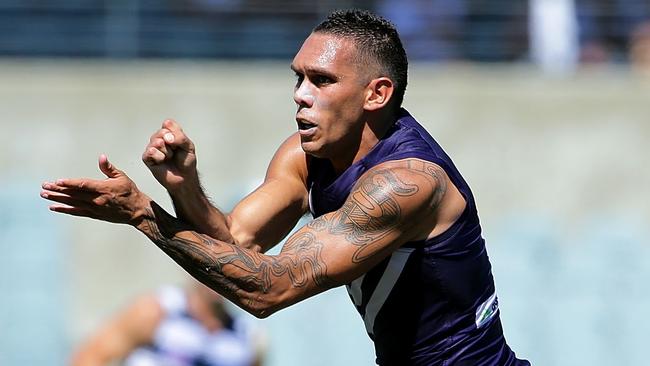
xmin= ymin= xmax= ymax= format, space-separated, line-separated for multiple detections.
xmin=630 ymin=20 xmax=650 ymax=75
xmin=376 ymin=0 xmax=467 ymax=61
xmin=6 ymin=0 xmax=650 ymax=65
xmin=463 ymin=0 xmax=528 ymax=61
xmin=189 ymin=0 xmax=243 ymax=12
xmin=376 ymin=0 xmax=530 ymax=62
xmin=71 ymin=281 xmax=265 ymax=366
xmin=576 ymin=0 xmax=650 ymax=63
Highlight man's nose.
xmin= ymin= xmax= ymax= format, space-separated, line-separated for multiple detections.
xmin=293 ymin=82 xmax=314 ymax=107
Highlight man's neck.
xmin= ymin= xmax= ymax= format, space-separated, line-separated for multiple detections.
xmin=330 ymin=112 xmax=397 ymax=174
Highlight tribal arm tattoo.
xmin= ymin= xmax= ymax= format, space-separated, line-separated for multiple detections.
xmin=307 ymin=159 xmax=448 ymax=263
xmin=135 ymin=202 xmax=336 ymax=318
xmin=133 ymin=159 xmax=446 ymax=317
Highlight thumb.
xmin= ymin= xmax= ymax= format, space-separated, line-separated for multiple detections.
xmin=98 ymin=154 xmax=121 ymax=178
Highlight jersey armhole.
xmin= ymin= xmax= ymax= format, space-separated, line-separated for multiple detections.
xmin=378 ymin=152 xmax=476 ymax=214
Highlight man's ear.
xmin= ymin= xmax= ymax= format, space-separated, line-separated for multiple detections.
xmin=364 ymin=77 xmax=394 ymax=111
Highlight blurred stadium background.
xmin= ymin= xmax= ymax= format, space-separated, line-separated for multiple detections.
xmin=1 ymin=1 xmax=649 ymax=365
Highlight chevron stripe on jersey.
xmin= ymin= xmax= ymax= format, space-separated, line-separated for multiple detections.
xmin=346 ymin=247 xmax=415 ymax=335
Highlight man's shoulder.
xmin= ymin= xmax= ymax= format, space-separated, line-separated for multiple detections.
xmin=276 ymin=133 xmax=306 ymax=162
xmin=268 ymin=133 xmax=308 ymax=183
xmin=357 ymin=159 xmax=448 ymax=208
xmin=371 ymin=158 xmax=447 ymax=179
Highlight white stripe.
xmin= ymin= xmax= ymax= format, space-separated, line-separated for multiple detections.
xmin=363 ymin=248 xmax=414 ymax=335
xmin=308 ymin=188 xmax=314 ymax=216
xmin=347 ymin=274 xmax=366 ymax=306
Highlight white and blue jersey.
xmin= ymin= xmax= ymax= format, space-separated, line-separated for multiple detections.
xmin=124 ymin=286 xmax=257 ymax=366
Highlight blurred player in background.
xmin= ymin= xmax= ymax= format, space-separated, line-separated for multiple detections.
xmin=71 ymin=281 xmax=265 ymax=366
xmin=42 ymin=9 xmax=529 ymax=365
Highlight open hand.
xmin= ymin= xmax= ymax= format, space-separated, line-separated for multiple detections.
xmin=142 ymin=119 xmax=198 ymax=193
xmin=40 ymin=155 xmax=149 ymax=225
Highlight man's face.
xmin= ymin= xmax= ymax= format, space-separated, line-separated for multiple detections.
xmin=291 ymin=32 xmax=370 ymax=159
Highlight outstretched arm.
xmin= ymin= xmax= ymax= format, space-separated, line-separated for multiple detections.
xmin=42 ymin=157 xmax=448 ymax=318
xmin=70 ymin=293 xmax=163 ymax=366
xmin=143 ymin=120 xmax=308 ymax=252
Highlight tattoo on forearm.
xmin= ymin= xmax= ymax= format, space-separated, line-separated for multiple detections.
xmin=137 ymin=159 xmax=446 ymax=310
xmin=139 ymin=203 xmax=334 ymax=310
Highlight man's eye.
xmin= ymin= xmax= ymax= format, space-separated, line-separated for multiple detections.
xmin=294 ymin=73 xmax=304 ymax=87
xmin=312 ymin=75 xmax=333 ymax=86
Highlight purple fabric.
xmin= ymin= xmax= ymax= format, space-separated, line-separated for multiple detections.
xmin=307 ymin=109 xmax=529 ymax=365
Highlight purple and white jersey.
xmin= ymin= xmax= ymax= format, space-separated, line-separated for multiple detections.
xmin=307 ymin=110 xmax=529 ymax=365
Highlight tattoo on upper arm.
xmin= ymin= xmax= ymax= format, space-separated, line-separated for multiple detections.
xmin=407 ymin=159 xmax=448 ymax=208
xmin=307 ymin=160 xmax=447 ymax=263
xmin=332 ymin=169 xmax=417 ymax=246
xmin=137 ymin=160 xmax=447 ymax=309
xmin=306 ymin=169 xmax=414 ymax=263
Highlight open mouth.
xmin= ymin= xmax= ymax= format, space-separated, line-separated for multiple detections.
xmin=297 ymin=120 xmax=317 ymax=131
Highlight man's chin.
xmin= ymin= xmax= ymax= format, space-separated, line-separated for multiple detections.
xmin=300 ymin=141 xmax=325 ymax=158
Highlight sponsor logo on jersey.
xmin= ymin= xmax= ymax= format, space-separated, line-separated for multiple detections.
xmin=475 ymin=292 xmax=498 ymax=329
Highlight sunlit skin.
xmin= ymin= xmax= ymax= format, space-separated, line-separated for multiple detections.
xmin=291 ymin=32 xmax=395 ymax=173
xmin=38 ymin=26 xmax=465 ymax=322
xmin=36 ymin=11 xmax=523 ymax=362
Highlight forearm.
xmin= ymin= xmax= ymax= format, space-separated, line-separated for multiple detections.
xmin=71 ymin=350 xmax=113 ymax=366
xmin=70 ymin=340 xmax=120 ymax=366
xmin=169 ymin=182 xmax=235 ymax=244
xmin=134 ymin=201 xmax=335 ymax=318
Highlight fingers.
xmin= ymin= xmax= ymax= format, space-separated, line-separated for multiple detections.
xmin=48 ymin=202 xmax=100 ymax=220
xmin=41 ymin=181 xmax=129 ymax=222
xmin=142 ymin=137 xmax=171 ymax=167
xmin=41 ymin=157 xmax=141 ymax=224
xmin=98 ymin=154 xmax=123 ymax=179
xmin=48 ymin=203 xmax=90 ymax=216
xmin=42 ymin=178 xmax=102 ymax=192
xmin=40 ymin=180 xmax=104 ymax=202
xmin=142 ymin=123 xmax=176 ymax=167
xmin=160 ymin=119 xmax=194 ymax=153
xmin=143 ymin=119 xmax=195 ymax=167
xmin=40 ymin=188 xmax=96 ymax=207
xmin=40 ymin=184 xmax=103 ymax=220
xmin=41 ymin=182 xmax=97 ymax=197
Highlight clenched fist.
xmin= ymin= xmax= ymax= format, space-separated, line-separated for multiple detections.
xmin=142 ymin=119 xmax=198 ymax=193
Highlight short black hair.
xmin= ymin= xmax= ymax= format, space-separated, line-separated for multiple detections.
xmin=313 ymin=9 xmax=408 ymax=110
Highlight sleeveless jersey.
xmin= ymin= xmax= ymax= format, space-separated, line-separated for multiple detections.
xmin=307 ymin=109 xmax=530 ymax=365
xmin=123 ymin=286 xmax=257 ymax=366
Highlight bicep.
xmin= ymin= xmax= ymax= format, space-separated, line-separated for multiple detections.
xmin=147 ymin=160 xmax=446 ymax=317
xmin=229 ymin=178 xmax=308 ymax=252
xmin=276 ymin=163 xmax=444 ymax=303
xmin=228 ymin=133 xmax=309 ymax=252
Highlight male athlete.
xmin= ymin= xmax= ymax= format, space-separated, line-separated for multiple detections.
xmin=71 ymin=281 xmax=264 ymax=366
xmin=41 ymin=10 xmax=529 ymax=365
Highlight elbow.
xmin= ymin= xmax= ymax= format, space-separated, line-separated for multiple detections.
xmin=228 ymin=223 xmax=262 ymax=252
xmin=241 ymin=303 xmax=274 ymax=319
xmin=250 ymin=307 xmax=273 ymax=319
xmin=244 ymin=298 xmax=280 ymax=319
xmin=240 ymin=291 xmax=289 ymax=319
